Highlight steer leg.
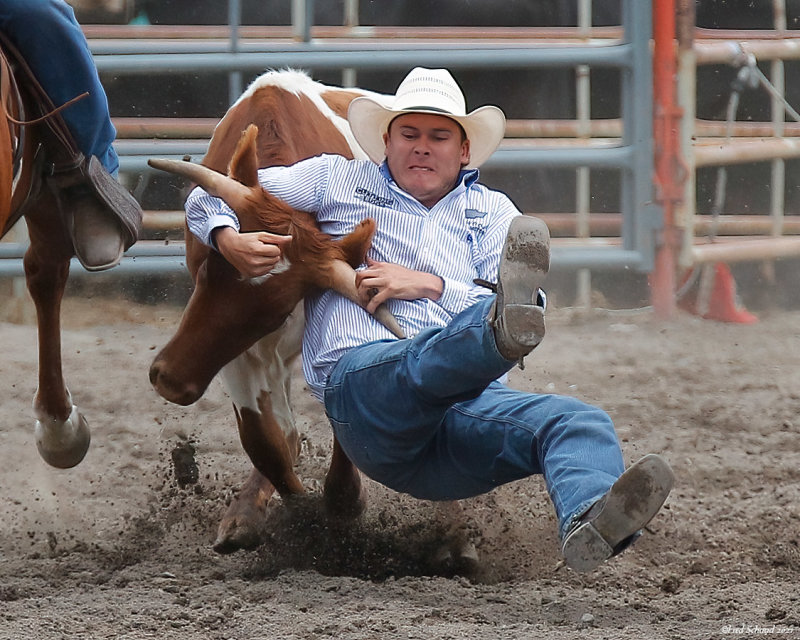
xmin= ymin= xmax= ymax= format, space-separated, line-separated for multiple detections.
xmin=215 ymin=320 xmax=305 ymax=552
xmin=213 ymin=467 xmax=275 ymax=553
xmin=432 ymin=501 xmax=480 ymax=573
xmin=214 ymin=413 xmax=303 ymax=554
xmin=234 ymin=398 xmax=305 ymax=497
xmin=222 ymin=320 xmax=306 ymax=499
xmin=213 ymin=397 xmax=305 ymax=554
xmin=323 ymin=437 xmax=367 ymax=519
xmin=23 ymin=201 xmax=91 ymax=469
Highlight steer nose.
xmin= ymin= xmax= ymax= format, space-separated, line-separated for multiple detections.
xmin=149 ymin=359 xmax=202 ymax=406
xmin=148 ymin=361 xmax=161 ymax=387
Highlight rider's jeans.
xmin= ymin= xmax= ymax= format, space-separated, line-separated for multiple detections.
xmin=0 ymin=0 xmax=119 ymax=175
xmin=324 ymin=296 xmax=625 ymax=539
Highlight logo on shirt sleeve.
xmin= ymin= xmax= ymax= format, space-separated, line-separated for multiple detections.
xmin=355 ymin=187 xmax=394 ymax=208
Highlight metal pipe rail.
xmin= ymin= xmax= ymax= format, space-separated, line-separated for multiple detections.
xmin=1 ymin=0 xmax=658 ymax=278
xmin=121 ymin=132 xmax=800 ymax=172
xmin=0 ymin=239 xmax=644 ymax=277
xmin=114 ymin=116 xmax=800 ymax=140
xmin=83 ymin=25 xmax=626 ymax=41
xmin=536 ymin=213 xmax=800 ymax=237
xmin=691 ymin=236 xmax=800 ymax=263
xmin=87 ymin=35 xmax=630 ymax=56
xmin=506 ymin=118 xmax=800 ymax=139
xmin=91 ymin=44 xmax=634 ymax=74
xmin=120 ymin=142 xmax=637 ymax=174
xmin=80 ymin=24 xmax=795 ymax=44
xmin=105 ymin=0 xmax=657 ymax=280
xmin=695 ymin=38 xmax=800 ymax=65
xmin=694 ymin=138 xmax=800 ymax=166
xmin=0 ymin=242 xmax=188 ymax=278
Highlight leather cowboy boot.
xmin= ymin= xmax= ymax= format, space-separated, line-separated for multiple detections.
xmin=489 ymin=215 xmax=550 ymax=365
xmin=48 ymin=153 xmax=141 ymax=271
xmin=561 ymin=453 xmax=674 ymax=572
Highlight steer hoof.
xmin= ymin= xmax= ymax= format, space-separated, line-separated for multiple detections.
xmin=432 ymin=538 xmax=480 ymax=576
xmin=323 ymin=474 xmax=367 ymax=521
xmin=34 ymin=405 xmax=91 ymax=469
xmin=213 ymin=506 xmax=267 ymax=554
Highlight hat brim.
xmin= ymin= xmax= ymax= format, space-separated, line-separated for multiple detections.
xmin=347 ymin=96 xmax=505 ymax=170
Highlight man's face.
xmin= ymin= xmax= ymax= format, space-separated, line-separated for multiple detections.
xmin=383 ymin=113 xmax=471 ymax=208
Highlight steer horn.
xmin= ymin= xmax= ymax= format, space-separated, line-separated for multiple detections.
xmin=148 ymin=157 xmax=252 ymax=213
xmin=329 ymin=260 xmax=405 ymax=339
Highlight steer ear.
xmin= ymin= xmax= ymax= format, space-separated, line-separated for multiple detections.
xmin=229 ymin=124 xmax=260 ymax=187
xmin=337 ymin=218 xmax=376 ymax=268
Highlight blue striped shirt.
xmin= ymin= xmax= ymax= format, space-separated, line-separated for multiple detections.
xmin=186 ymin=154 xmax=521 ymax=400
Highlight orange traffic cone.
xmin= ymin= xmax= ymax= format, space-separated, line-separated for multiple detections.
xmin=677 ymin=263 xmax=758 ymax=324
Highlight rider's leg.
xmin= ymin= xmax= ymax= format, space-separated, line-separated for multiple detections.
xmin=0 ymin=0 xmax=141 ymax=271
xmin=0 ymin=0 xmax=117 ymax=174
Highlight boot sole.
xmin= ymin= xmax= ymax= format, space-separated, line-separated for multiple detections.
xmin=498 ymin=215 xmax=550 ymax=306
xmin=562 ymin=454 xmax=675 ymax=572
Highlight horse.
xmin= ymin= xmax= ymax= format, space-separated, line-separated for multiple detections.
xmin=1 ymin=39 xmax=100 ymax=469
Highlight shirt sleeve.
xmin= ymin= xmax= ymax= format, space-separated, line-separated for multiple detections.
xmin=437 ymin=276 xmax=473 ymax=313
xmin=184 ymin=155 xmax=335 ymax=248
xmin=185 ymin=186 xmax=239 ymax=248
xmin=256 ymin=155 xmax=332 ymax=211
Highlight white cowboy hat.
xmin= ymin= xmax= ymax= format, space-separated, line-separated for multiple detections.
xmin=347 ymin=67 xmax=506 ymax=169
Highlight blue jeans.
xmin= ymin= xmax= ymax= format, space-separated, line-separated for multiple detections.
xmin=324 ymin=297 xmax=625 ymax=539
xmin=0 ymin=0 xmax=118 ymax=175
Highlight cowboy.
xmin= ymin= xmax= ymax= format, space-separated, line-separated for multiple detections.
xmin=0 ymin=0 xmax=141 ymax=270
xmin=185 ymin=67 xmax=674 ymax=572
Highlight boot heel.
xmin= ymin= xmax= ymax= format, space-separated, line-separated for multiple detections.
xmin=502 ymin=304 xmax=545 ymax=349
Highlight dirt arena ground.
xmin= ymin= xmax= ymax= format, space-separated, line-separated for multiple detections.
xmin=0 ymin=290 xmax=798 ymax=639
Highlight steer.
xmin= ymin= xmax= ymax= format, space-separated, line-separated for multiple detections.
xmin=148 ymin=70 xmax=404 ymax=552
xmin=150 ymin=71 xmax=476 ymax=566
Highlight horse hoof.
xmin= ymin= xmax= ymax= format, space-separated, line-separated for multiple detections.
xmin=35 ymin=405 xmax=91 ymax=469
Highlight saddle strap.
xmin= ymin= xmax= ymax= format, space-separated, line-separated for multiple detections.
xmin=0 ymin=46 xmax=24 ymax=170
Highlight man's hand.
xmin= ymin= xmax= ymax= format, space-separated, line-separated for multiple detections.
xmin=355 ymin=257 xmax=443 ymax=314
xmin=214 ymin=227 xmax=293 ymax=278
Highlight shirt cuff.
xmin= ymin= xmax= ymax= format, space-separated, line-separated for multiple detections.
xmin=437 ymin=276 xmax=471 ymax=313
xmin=205 ymin=214 xmax=240 ymax=250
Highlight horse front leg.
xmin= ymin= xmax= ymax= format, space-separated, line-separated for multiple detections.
xmin=23 ymin=223 xmax=90 ymax=469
